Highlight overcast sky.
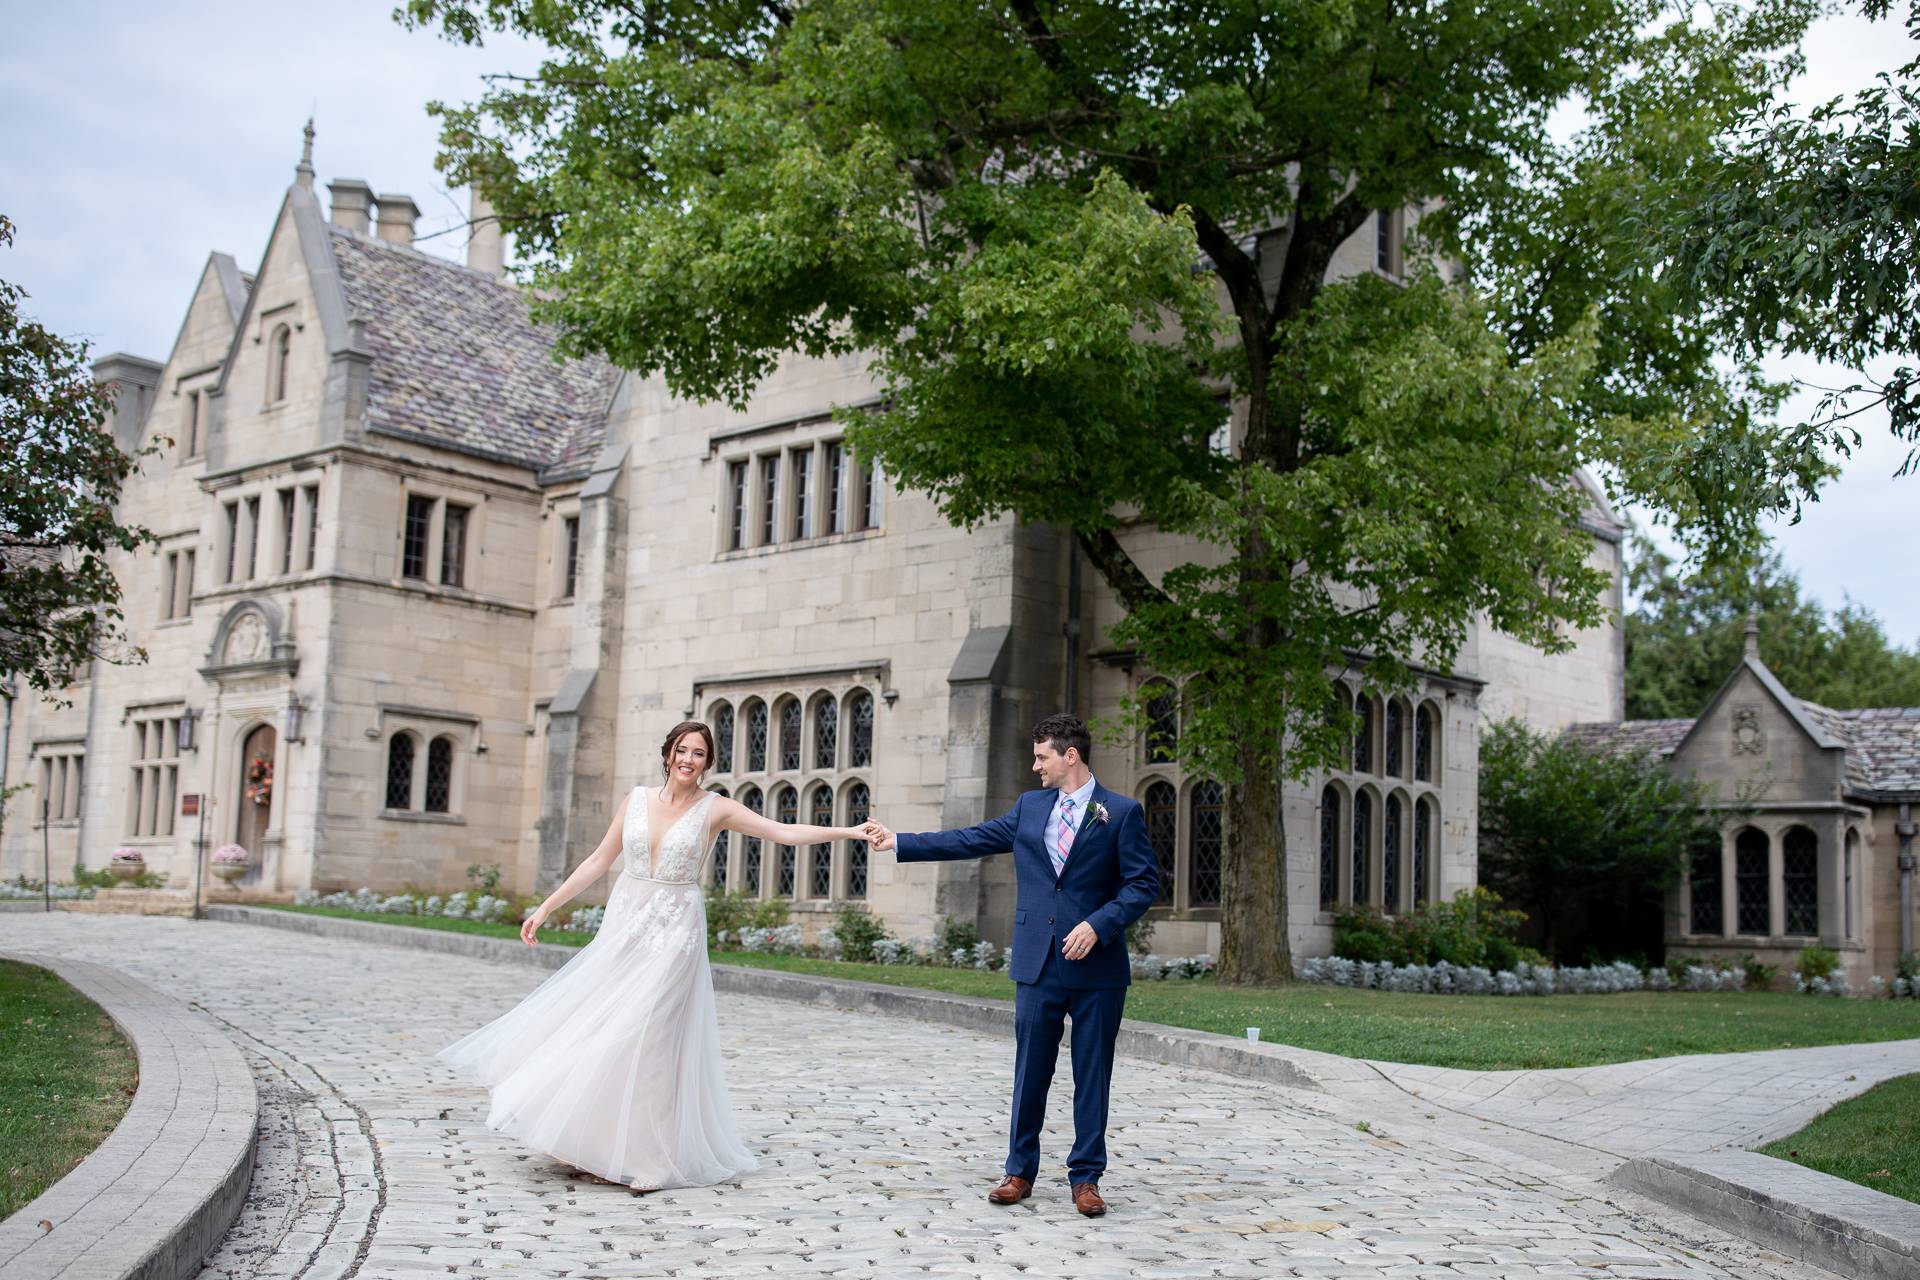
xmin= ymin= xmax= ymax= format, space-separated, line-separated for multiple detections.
xmin=3 ymin=3 xmax=1915 ymax=640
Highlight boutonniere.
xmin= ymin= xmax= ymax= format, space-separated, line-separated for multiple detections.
xmin=1087 ymin=801 xmax=1110 ymax=827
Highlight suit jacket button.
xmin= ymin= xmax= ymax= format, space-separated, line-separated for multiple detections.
xmin=1048 ymin=918 xmax=1054 ymax=925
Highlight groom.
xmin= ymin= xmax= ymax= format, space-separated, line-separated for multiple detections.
xmin=866 ymin=714 xmax=1159 ymax=1216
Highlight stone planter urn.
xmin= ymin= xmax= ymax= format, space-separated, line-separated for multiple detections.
xmin=210 ymin=844 xmax=250 ymax=884
xmin=108 ymin=847 xmax=147 ymax=884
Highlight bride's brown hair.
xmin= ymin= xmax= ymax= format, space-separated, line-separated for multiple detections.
xmin=659 ymin=720 xmax=717 ymax=780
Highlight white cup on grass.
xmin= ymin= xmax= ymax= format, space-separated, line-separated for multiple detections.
xmin=1246 ymin=1027 xmax=1261 ymax=1043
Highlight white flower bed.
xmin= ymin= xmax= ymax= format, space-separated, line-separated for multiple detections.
xmin=1301 ymin=956 xmax=1657 ymax=996
xmin=294 ymin=886 xmax=513 ymax=924
xmin=0 ymin=881 xmax=96 ymax=900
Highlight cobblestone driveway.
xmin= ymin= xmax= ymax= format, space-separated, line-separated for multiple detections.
xmin=3 ymin=915 xmax=1835 ymax=1279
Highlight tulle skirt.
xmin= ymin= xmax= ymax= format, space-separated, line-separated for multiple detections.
xmin=436 ymin=875 xmax=759 ymax=1189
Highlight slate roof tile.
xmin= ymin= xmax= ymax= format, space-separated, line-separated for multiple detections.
xmin=328 ymin=229 xmax=618 ymax=473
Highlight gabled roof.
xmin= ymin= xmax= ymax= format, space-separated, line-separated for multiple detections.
xmin=327 ymin=227 xmax=618 ymax=473
xmin=1562 ymin=718 xmax=1694 ymax=757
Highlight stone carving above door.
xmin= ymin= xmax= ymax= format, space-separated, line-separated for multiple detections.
xmin=202 ymin=598 xmax=299 ymax=681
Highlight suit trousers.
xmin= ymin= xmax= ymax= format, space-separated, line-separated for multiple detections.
xmin=1007 ymin=946 xmax=1127 ymax=1184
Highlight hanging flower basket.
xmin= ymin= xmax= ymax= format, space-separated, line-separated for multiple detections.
xmin=211 ymin=843 xmax=250 ymax=883
xmin=246 ymin=758 xmax=273 ymax=806
xmin=109 ymin=847 xmax=146 ymax=883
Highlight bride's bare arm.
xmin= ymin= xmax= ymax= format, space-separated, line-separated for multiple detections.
xmin=709 ymin=795 xmax=866 ymax=847
xmin=520 ymin=790 xmax=632 ymax=945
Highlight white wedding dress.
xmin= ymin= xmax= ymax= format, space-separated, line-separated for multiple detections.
xmin=437 ymin=785 xmax=758 ymax=1189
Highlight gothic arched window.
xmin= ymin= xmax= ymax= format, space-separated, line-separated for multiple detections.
xmin=809 ymin=783 xmax=834 ymax=897
xmin=1413 ymin=796 xmax=1434 ymax=905
xmin=712 ymin=702 xmax=735 ymax=775
xmin=846 ymin=781 xmax=870 ymax=897
xmin=1319 ymin=785 xmax=1341 ymax=910
xmin=848 ymin=691 xmax=874 ymax=768
xmin=1384 ymin=700 xmax=1406 ymax=779
xmin=1735 ymin=828 xmax=1769 ymax=934
xmin=385 ymin=734 xmax=414 ymax=810
xmin=1383 ymin=795 xmax=1402 ymax=912
xmin=1144 ymin=781 xmax=1176 ymax=904
xmin=1354 ymin=697 xmax=1375 ymax=774
xmin=710 ymin=786 xmax=730 ymax=889
xmin=1783 ymin=826 xmax=1819 ymax=937
xmin=812 ymin=695 xmax=838 ymax=770
xmin=424 ymin=736 xmax=454 ymax=813
xmin=745 ymin=700 xmax=768 ymax=773
xmin=740 ymin=785 xmax=764 ymax=895
xmin=773 ymin=785 xmax=798 ymax=896
xmin=1351 ymin=790 xmax=1372 ymax=906
xmin=1188 ymin=781 xmax=1223 ymax=907
xmin=778 ymin=699 xmax=802 ymax=771
xmin=1144 ymin=681 xmax=1178 ymax=765
xmin=1414 ymin=703 xmax=1438 ymax=782
xmin=1688 ymin=832 xmax=1721 ymax=934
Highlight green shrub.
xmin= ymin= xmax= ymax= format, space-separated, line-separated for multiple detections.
xmin=466 ymin=863 xmax=504 ymax=896
xmin=1335 ymin=888 xmax=1532 ymax=970
xmin=746 ymin=897 xmax=790 ymax=929
xmin=1333 ymin=905 xmax=1397 ymax=963
xmin=1125 ymin=913 xmax=1157 ymax=957
xmin=937 ymin=916 xmax=981 ymax=958
xmin=1898 ymin=951 xmax=1919 ymax=983
xmin=705 ymin=889 xmax=755 ymax=939
xmin=1798 ymin=945 xmax=1840 ymax=983
xmin=833 ymin=903 xmax=890 ymax=962
xmin=1737 ymin=953 xmax=1778 ymax=990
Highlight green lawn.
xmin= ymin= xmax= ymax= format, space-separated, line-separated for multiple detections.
xmin=1759 ymin=1072 xmax=1920 ymax=1205
xmin=255 ymin=907 xmax=1920 ymax=1069
xmin=0 ymin=959 xmax=138 ymax=1217
xmin=263 ymin=903 xmax=591 ymax=946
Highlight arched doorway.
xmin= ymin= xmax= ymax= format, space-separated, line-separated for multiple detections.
xmin=237 ymin=723 xmax=277 ymax=860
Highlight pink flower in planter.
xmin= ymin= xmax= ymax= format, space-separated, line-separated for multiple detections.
xmin=211 ymin=844 xmax=250 ymax=865
xmin=110 ymin=847 xmax=146 ymax=864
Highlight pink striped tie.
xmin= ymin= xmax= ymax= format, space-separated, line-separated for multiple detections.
xmin=1052 ymin=798 xmax=1076 ymax=877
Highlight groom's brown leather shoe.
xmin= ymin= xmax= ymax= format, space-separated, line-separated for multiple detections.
xmin=987 ymin=1175 xmax=1032 ymax=1205
xmin=1071 ymin=1182 xmax=1107 ymax=1216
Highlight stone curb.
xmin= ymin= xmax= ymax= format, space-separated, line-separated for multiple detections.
xmin=0 ymin=951 xmax=257 ymax=1280
xmin=1611 ymin=1152 xmax=1920 ymax=1280
xmin=207 ymin=904 xmax=1323 ymax=1092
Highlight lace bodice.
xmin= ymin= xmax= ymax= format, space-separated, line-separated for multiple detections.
xmin=621 ymin=785 xmax=718 ymax=884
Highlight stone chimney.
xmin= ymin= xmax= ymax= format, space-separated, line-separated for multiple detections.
xmin=92 ymin=354 xmax=164 ymax=453
xmin=375 ymin=193 xmax=420 ymax=247
xmin=328 ymin=179 xmax=373 ymax=235
xmin=467 ymin=189 xmax=506 ymax=276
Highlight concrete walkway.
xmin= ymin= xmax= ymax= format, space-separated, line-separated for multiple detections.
xmin=1 ymin=913 xmax=1858 ymax=1279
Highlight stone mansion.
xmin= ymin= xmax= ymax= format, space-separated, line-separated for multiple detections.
xmin=2 ymin=134 xmax=1627 ymax=958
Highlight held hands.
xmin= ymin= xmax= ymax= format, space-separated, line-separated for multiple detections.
xmin=861 ymin=820 xmax=895 ymax=851
xmin=520 ymin=905 xmax=550 ymax=948
xmin=1061 ymin=921 xmax=1098 ymax=961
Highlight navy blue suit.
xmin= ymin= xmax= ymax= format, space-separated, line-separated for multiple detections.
xmin=896 ymin=782 xmax=1159 ymax=1184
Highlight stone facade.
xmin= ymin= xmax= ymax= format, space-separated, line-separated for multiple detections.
xmin=1569 ymin=626 xmax=1920 ymax=986
xmin=2 ymin=138 xmax=1627 ymax=958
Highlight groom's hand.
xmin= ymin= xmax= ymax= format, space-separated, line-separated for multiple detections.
xmin=864 ymin=820 xmax=895 ymax=851
xmin=1061 ymin=922 xmax=1098 ymax=961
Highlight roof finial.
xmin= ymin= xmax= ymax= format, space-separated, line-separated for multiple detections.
xmin=295 ymin=117 xmax=316 ymax=188
xmin=1744 ymin=608 xmax=1761 ymax=660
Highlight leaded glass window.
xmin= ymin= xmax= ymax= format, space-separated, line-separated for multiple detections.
xmin=1689 ymin=834 xmax=1722 ymax=934
xmin=779 ymin=699 xmax=801 ymax=771
xmin=849 ymin=691 xmax=874 ymax=767
xmin=813 ymin=697 xmax=838 ymax=770
xmin=1382 ymin=795 xmax=1402 ymax=912
xmin=1385 ymin=701 xmax=1405 ymax=778
xmin=385 ymin=735 xmax=414 ymax=810
xmin=741 ymin=786 xmax=763 ymax=894
xmin=1352 ymin=790 xmax=1372 ymax=906
xmin=424 ymin=736 xmax=453 ymax=813
xmin=846 ymin=782 xmax=870 ymax=897
xmin=1319 ymin=786 xmax=1340 ymax=910
xmin=1189 ymin=781 xmax=1223 ymax=906
xmin=710 ymin=787 xmax=730 ymax=888
xmin=1413 ymin=796 xmax=1432 ymax=904
xmin=774 ymin=786 xmax=797 ymax=896
xmin=1783 ymin=827 xmax=1818 ymax=936
xmin=1735 ymin=828 xmax=1769 ymax=934
xmin=1414 ymin=704 xmax=1436 ymax=782
xmin=810 ymin=784 xmax=834 ymax=897
xmin=1354 ymin=698 xmax=1374 ymax=774
xmin=1144 ymin=682 xmax=1178 ymax=764
xmin=746 ymin=701 xmax=768 ymax=772
xmin=712 ymin=703 xmax=734 ymax=774
xmin=1144 ymin=781 xmax=1176 ymax=904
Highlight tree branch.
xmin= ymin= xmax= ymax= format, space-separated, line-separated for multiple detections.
xmin=1076 ymin=528 xmax=1171 ymax=614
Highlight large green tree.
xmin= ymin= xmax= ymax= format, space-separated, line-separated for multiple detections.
xmin=402 ymin=0 xmax=1831 ymax=982
xmin=1665 ymin=0 xmax=1920 ymax=466
xmin=0 ymin=215 xmax=156 ymax=704
xmin=1626 ymin=534 xmax=1920 ymax=718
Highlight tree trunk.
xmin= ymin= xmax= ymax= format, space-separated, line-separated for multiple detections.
xmin=1218 ymin=735 xmax=1293 ymax=985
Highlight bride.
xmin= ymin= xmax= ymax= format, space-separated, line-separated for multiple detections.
xmin=437 ymin=719 xmax=871 ymax=1190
